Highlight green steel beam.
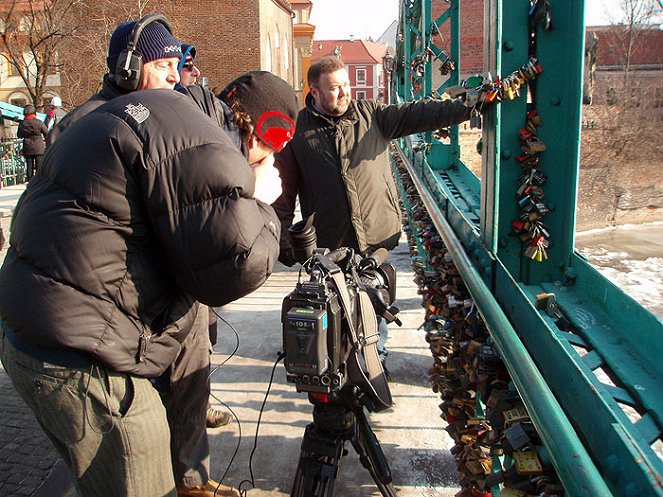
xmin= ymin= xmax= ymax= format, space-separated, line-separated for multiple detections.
xmin=393 ymin=0 xmax=663 ymax=495
xmin=393 ymin=145 xmax=613 ymax=496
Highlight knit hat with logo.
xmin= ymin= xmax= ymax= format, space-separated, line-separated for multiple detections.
xmin=106 ymin=18 xmax=182 ymax=72
xmin=218 ymin=71 xmax=299 ymax=152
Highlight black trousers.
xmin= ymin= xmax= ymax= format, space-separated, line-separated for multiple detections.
xmin=24 ymin=154 xmax=42 ymax=180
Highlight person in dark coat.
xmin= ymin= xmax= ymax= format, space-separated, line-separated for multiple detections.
xmin=16 ymin=104 xmax=48 ymax=180
xmin=0 ymin=15 xmax=282 ymax=497
xmin=273 ymin=55 xmax=472 ymax=371
xmin=0 ymin=87 xmax=280 ymax=497
xmin=180 ymin=71 xmax=299 ymax=432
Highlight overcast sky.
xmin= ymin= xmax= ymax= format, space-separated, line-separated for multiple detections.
xmin=309 ymin=0 xmax=632 ymax=41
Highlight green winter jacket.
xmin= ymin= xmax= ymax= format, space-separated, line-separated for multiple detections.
xmin=274 ymin=93 xmax=471 ymax=258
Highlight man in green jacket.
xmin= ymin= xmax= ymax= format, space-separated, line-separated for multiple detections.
xmin=273 ymin=54 xmax=472 ymax=369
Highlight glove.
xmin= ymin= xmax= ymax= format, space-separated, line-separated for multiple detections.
xmin=279 ymin=245 xmax=297 ymax=267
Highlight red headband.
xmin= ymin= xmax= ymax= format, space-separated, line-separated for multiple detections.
xmin=255 ymin=111 xmax=295 ymax=152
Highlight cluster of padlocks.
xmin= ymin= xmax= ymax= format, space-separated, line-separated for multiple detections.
xmin=392 ymin=151 xmax=565 ymax=497
xmin=444 ymin=57 xmax=543 ymax=113
xmin=508 ymin=108 xmax=551 ymax=262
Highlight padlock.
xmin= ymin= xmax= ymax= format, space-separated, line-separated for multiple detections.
xmin=512 ymin=450 xmax=544 ymax=476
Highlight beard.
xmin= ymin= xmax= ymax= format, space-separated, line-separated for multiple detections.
xmin=320 ymin=94 xmax=350 ymax=116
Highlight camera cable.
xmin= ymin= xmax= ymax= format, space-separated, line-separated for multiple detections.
xmin=207 ymin=307 xmax=286 ymax=496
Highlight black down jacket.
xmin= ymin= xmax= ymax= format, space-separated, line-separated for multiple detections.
xmin=47 ymin=74 xmax=129 ymax=146
xmin=0 ymin=89 xmax=280 ymax=376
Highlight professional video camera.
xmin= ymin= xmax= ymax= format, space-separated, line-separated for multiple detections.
xmin=281 ymin=215 xmax=401 ymax=497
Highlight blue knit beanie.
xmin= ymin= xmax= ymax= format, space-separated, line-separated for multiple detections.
xmin=106 ymin=18 xmax=182 ymax=72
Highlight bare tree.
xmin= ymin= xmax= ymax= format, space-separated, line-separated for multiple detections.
xmin=0 ymin=0 xmax=85 ymax=108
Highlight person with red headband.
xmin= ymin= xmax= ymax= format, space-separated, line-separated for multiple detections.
xmin=189 ymin=71 xmax=300 ymax=432
xmin=218 ymin=70 xmax=298 ymax=205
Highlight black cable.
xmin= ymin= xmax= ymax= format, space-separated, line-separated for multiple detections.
xmin=237 ymin=351 xmax=286 ymax=496
xmin=209 ymin=309 xmax=241 ymax=378
xmin=206 ymin=306 xmax=286 ymax=496
xmin=207 ymin=307 xmax=242 ymax=495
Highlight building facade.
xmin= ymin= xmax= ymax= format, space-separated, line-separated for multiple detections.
xmin=290 ymin=0 xmax=315 ymax=106
xmin=585 ymin=25 xmax=663 ymax=108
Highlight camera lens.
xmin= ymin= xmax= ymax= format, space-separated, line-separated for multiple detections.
xmin=288 ymin=214 xmax=317 ymax=263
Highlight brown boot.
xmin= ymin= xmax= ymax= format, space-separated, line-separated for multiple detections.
xmin=176 ymin=479 xmax=240 ymax=497
xmin=206 ymin=406 xmax=232 ymax=428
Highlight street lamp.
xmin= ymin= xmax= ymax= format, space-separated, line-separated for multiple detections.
xmin=382 ymin=51 xmax=395 ymax=104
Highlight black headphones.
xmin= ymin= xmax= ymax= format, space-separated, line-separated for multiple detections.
xmin=114 ymin=13 xmax=173 ymax=91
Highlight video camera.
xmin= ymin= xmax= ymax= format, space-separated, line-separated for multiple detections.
xmin=281 ymin=216 xmax=400 ymax=412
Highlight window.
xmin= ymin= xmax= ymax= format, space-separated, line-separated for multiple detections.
xmin=356 ymin=68 xmax=366 ymax=85
xmin=6 ymin=55 xmax=21 ymax=77
xmin=265 ymin=35 xmax=272 ymax=72
xmin=356 ymin=91 xmax=366 ymax=100
xmin=11 ymin=98 xmax=27 ymax=108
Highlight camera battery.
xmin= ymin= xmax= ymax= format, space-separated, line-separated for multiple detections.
xmin=284 ymin=307 xmax=329 ymax=375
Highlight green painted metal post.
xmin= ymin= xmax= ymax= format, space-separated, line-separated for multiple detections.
xmin=484 ymin=0 xmax=585 ymax=285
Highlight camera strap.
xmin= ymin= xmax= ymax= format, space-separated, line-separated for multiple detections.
xmin=329 ymin=271 xmax=393 ymax=412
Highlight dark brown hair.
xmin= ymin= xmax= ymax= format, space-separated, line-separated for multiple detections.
xmin=307 ymin=55 xmax=345 ymax=88
xmin=224 ymin=97 xmax=254 ymax=144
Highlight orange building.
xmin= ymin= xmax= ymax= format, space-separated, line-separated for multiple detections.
xmin=290 ymin=0 xmax=315 ymax=106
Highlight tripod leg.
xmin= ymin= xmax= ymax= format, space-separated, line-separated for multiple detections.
xmin=351 ymin=407 xmax=397 ymax=497
xmin=291 ymin=424 xmax=344 ymax=497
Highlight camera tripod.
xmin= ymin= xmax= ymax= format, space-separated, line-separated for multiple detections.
xmin=290 ymin=387 xmax=396 ymax=497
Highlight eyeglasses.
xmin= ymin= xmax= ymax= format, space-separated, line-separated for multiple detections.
xmin=255 ymin=111 xmax=295 ymax=153
xmin=182 ymin=59 xmax=195 ymax=71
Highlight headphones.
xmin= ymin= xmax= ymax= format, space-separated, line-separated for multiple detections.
xmin=114 ymin=13 xmax=173 ymax=91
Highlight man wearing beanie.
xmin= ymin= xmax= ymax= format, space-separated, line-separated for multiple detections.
xmin=4 ymin=15 xmax=253 ymax=497
xmin=47 ymin=15 xmax=182 ymax=145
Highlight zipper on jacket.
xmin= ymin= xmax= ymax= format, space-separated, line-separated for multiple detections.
xmin=138 ymin=331 xmax=151 ymax=363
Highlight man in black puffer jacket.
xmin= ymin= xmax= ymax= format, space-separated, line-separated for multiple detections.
xmin=0 ymin=87 xmax=281 ymax=497
xmin=29 ymin=15 xmax=272 ymax=497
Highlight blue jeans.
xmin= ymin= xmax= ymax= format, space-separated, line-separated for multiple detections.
xmin=377 ymin=316 xmax=389 ymax=362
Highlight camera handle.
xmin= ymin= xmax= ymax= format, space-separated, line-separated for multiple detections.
xmin=328 ymin=269 xmax=392 ymax=412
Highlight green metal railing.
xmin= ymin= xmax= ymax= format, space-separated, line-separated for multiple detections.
xmin=1 ymin=139 xmax=27 ymax=187
xmin=393 ymin=0 xmax=663 ymax=495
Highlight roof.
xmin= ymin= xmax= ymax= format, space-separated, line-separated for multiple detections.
xmin=311 ymin=39 xmax=390 ymax=64
xmin=587 ymin=25 xmax=663 ymax=67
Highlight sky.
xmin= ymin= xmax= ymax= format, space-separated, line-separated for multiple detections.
xmin=308 ymin=0 xmax=633 ymax=41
